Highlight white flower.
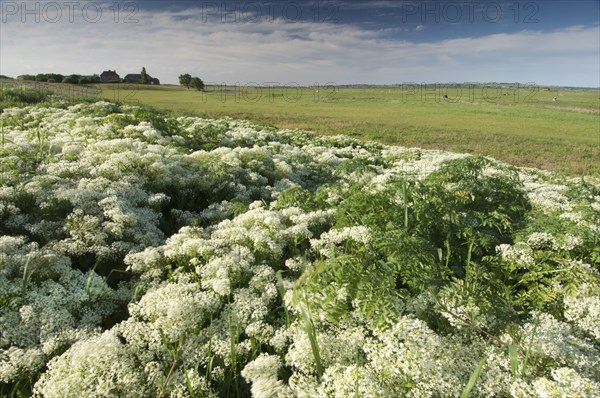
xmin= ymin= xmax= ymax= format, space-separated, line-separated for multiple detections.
xmin=242 ymin=354 xmax=292 ymax=398
xmin=33 ymin=331 xmax=149 ymax=398
xmin=531 ymin=367 xmax=600 ymax=398
xmin=310 ymin=226 xmax=371 ymax=258
xmin=496 ymin=243 xmax=535 ymax=267
xmin=129 ymin=283 xmax=220 ymax=342
xmin=559 ymin=212 xmax=584 ymax=223
xmin=527 ymin=232 xmax=558 ymax=250
xmin=564 ymin=284 xmax=600 ymax=341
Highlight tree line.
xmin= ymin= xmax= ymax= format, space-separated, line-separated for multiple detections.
xmin=17 ymin=73 xmax=101 ymax=84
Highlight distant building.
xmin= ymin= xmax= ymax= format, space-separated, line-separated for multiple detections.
xmin=100 ymin=70 xmax=120 ymax=83
xmin=123 ymin=73 xmax=160 ymax=85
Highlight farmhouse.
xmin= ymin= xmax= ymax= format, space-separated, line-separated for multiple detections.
xmin=123 ymin=73 xmax=160 ymax=85
xmin=100 ymin=70 xmax=120 ymax=83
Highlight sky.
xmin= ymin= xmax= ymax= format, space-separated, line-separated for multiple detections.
xmin=1 ymin=0 xmax=599 ymax=87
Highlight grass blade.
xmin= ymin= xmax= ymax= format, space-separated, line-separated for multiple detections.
xmin=301 ymin=312 xmax=323 ymax=380
xmin=460 ymin=356 xmax=486 ymax=398
xmin=522 ymin=314 xmax=540 ymax=377
xmin=508 ymin=344 xmax=519 ymax=377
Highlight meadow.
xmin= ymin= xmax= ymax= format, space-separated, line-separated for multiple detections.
xmin=97 ymin=83 xmax=600 ymax=178
xmin=0 ymin=88 xmax=599 ymax=397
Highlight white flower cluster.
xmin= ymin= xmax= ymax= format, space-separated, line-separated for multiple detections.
xmin=0 ymin=236 xmax=125 ymax=384
xmin=33 ymin=330 xmax=149 ymax=398
xmin=310 ymin=226 xmax=371 ymax=258
xmin=526 ymin=232 xmax=582 ymax=251
xmin=382 ymin=146 xmax=468 ymax=180
xmin=1 ymin=102 xmax=599 ymax=397
xmin=520 ymin=170 xmax=600 ymax=235
xmin=564 ymin=283 xmax=600 ymax=342
xmin=241 ymin=354 xmax=291 ymax=397
xmin=278 ymin=314 xmax=518 ymax=397
xmin=496 ymin=243 xmax=535 ymax=267
xmin=520 ymin=173 xmax=572 ymax=213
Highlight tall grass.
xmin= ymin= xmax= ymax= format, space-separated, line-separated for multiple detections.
xmin=0 ymin=85 xmax=52 ymax=109
xmin=300 ymin=311 xmax=324 ymax=380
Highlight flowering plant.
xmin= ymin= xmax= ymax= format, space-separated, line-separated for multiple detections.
xmin=0 ymin=102 xmax=598 ymax=397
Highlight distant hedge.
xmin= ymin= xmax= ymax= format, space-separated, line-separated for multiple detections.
xmin=17 ymin=73 xmax=101 ymax=84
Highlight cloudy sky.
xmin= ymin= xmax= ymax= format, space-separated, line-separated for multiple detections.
xmin=1 ymin=0 xmax=599 ymax=86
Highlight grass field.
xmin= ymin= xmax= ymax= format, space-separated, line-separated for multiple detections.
xmin=2 ymin=78 xmax=598 ymax=177
xmin=96 ymin=83 xmax=600 ymax=178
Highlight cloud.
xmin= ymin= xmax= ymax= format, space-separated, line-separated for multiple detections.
xmin=0 ymin=2 xmax=598 ymax=87
xmin=415 ymin=25 xmax=426 ymax=31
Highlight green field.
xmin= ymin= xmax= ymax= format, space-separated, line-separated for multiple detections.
xmin=2 ymin=79 xmax=598 ymax=177
xmin=96 ymin=83 xmax=600 ymax=178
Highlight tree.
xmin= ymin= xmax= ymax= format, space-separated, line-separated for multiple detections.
xmin=47 ymin=73 xmax=64 ymax=83
xmin=62 ymin=75 xmax=80 ymax=84
xmin=140 ymin=67 xmax=148 ymax=84
xmin=179 ymin=73 xmax=192 ymax=89
xmin=190 ymin=77 xmax=205 ymax=91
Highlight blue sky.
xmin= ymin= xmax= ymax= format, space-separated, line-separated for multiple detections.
xmin=1 ymin=0 xmax=599 ymax=86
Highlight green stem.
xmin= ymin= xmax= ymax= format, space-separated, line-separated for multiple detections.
xmin=403 ymin=178 xmax=408 ymax=229
xmin=302 ymin=312 xmax=323 ymax=380
xmin=522 ymin=313 xmax=540 ymax=377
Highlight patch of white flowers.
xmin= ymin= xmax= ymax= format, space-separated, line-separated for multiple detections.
xmin=310 ymin=226 xmax=371 ymax=258
xmin=564 ymin=283 xmax=600 ymax=342
xmin=496 ymin=243 xmax=535 ymax=267
xmin=1 ymin=102 xmax=599 ymax=397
